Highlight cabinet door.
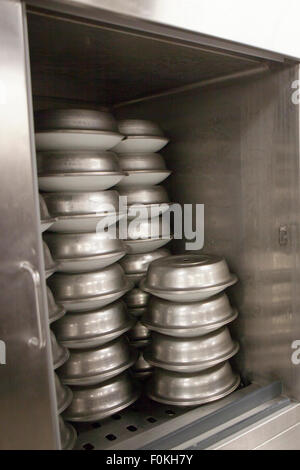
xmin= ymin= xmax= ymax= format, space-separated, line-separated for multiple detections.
xmin=0 ymin=0 xmax=59 ymax=449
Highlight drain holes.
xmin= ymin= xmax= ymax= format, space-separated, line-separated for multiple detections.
xmin=92 ymin=422 xmax=101 ymax=428
xmin=106 ymin=434 xmax=117 ymax=441
xmin=83 ymin=443 xmax=94 ymax=450
xmin=147 ymin=417 xmax=157 ymax=423
xmin=111 ymin=414 xmax=122 ymax=420
xmin=127 ymin=425 xmax=138 ymax=432
xmin=165 ymin=409 xmax=176 ymax=416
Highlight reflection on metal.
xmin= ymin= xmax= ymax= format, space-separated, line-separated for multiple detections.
xmin=25 ymin=0 xmax=296 ymax=61
xmin=26 ymin=11 xmax=267 ymax=106
xmin=115 ymin=66 xmax=270 ymax=108
xmin=0 ymin=341 xmax=6 ymax=365
xmin=0 ymin=0 xmax=299 ymax=451
xmin=209 ymin=402 xmax=300 ymax=450
xmin=116 ymin=64 xmax=300 ymax=400
xmin=0 ymin=0 xmax=59 ymax=449
xmin=74 ymin=382 xmax=285 ymax=450
xmin=20 ymin=262 xmax=46 ymax=349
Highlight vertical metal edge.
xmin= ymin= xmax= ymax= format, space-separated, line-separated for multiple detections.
xmin=22 ymin=2 xmax=61 ymax=449
xmin=0 ymin=0 xmax=59 ymax=449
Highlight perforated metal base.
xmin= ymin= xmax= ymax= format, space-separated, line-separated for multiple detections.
xmin=74 ymin=396 xmax=188 ymax=450
xmin=73 ymin=382 xmax=284 ymax=450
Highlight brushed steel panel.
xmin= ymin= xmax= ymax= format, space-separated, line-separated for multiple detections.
xmin=255 ymin=422 xmax=300 ymax=450
xmin=75 ymin=383 xmax=278 ymax=450
xmin=26 ymin=12 xmax=262 ymax=106
xmin=26 ymin=0 xmax=300 ymax=60
xmin=209 ymin=403 xmax=300 ymax=449
xmin=116 ymin=65 xmax=300 ymax=399
xmin=0 ymin=0 xmax=59 ymax=449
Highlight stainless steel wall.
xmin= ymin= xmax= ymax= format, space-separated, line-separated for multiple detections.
xmin=26 ymin=0 xmax=300 ymax=61
xmin=0 ymin=0 xmax=60 ymax=449
xmin=116 ymin=66 xmax=300 ymax=399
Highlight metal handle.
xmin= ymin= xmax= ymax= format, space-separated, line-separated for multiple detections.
xmin=20 ymin=261 xmax=46 ymax=349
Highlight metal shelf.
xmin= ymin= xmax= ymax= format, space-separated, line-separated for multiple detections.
xmin=74 ymin=381 xmax=287 ymax=450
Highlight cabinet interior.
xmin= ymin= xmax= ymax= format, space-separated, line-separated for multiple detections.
xmin=27 ymin=7 xmax=300 ymax=406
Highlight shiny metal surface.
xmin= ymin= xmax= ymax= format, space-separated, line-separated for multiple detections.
xmin=53 ymin=300 xmax=134 ymax=348
xmin=26 ymin=0 xmax=300 ymax=60
xmin=147 ymin=361 xmax=240 ymax=406
xmin=35 ymin=129 xmax=123 ymax=152
xmin=120 ymin=64 xmax=300 ymax=397
xmin=124 ymin=288 xmax=149 ymax=308
xmin=144 ymin=328 xmax=239 ymax=372
xmin=58 ymin=337 xmax=137 ymax=385
xmin=49 ymin=263 xmax=127 ymax=299
xmin=43 ymin=190 xmax=124 ymax=232
xmin=118 ymin=185 xmax=169 ymax=206
xmin=119 ymin=248 xmax=171 ymax=275
xmin=140 ymin=277 xmax=237 ymax=302
xmin=2 ymin=1 xmax=298 ymax=450
xmin=142 ymin=293 xmax=238 ymax=337
xmin=210 ymin=403 xmax=300 ymax=450
xmin=0 ymin=2 xmax=60 ymax=449
xmin=59 ymin=416 xmax=77 ymax=450
xmin=144 ymin=384 xmax=289 ymax=450
xmin=125 ymin=237 xmax=172 ymax=255
xmin=39 ymin=194 xmax=56 ymax=232
xmin=73 ymin=383 xmax=282 ymax=450
xmin=43 ymin=241 xmax=58 ymax=278
xmin=112 ymin=135 xmax=169 ymax=153
xmin=123 ymin=217 xmax=172 ymax=254
xmin=47 ymin=286 xmax=66 ymax=324
xmin=131 ymin=350 xmax=153 ymax=379
xmin=118 ymin=119 xmax=164 ymax=137
xmin=173 ymin=403 xmax=292 ymax=450
xmin=54 ymin=372 xmax=73 ymax=414
xmin=117 ymin=153 xmax=167 ymax=171
xmin=55 ymin=284 xmax=131 ymax=312
xmin=4 ymin=0 xmax=299 ymax=451
xmin=116 ymin=152 xmax=170 ymax=186
xmin=144 ymin=254 xmax=235 ymax=290
xmin=37 ymin=150 xmax=122 ymax=174
xmin=48 ymin=265 xmax=132 ymax=312
xmin=26 ymin=10 xmax=270 ymax=108
xmin=42 ymin=190 xmax=120 ymax=217
xmin=127 ymin=320 xmax=151 ymax=344
xmin=20 ymin=262 xmax=46 ymax=349
xmin=124 ymin=272 xmax=145 ymax=285
xmin=63 ymin=372 xmax=140 ymax=422
xmin=140 ymin=254 xmax=237 ymax=301
xmin=130 ymin=339 xmax=151 ymax=349
xmin=35 ymin=108 xmax=118 ymax=132
xmin=117 ymin=170 xmax=171 ymax=188
xmin=128 ymin=307 xmax=148 ymax=318
xmin=50 ymin=330 xmax=70 ymax=370
xmin=44 ymin=231 xmax=126 ymax=273
xmin=39 ymin=173 xmax=125 ymax=193
xmin=125 ymin=216 xmax=171 ymax=241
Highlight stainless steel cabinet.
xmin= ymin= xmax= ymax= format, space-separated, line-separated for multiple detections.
xmin=1 ymin=0 xmax=300 ymax=450
xmin=0 ymin=0 xmax=59 ymax=450
xmin=27 ymin=0 xmax=300 ymax=60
